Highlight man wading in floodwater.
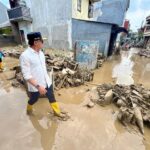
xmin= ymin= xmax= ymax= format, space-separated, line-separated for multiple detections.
xmin=20 ymin=32 xmax=65 ymax=118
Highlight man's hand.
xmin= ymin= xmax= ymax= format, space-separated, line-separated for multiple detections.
xmin=27 ymin=79 xmax=47 ymax=95
xmin=37 ymin=85 xmax=47 ymax=95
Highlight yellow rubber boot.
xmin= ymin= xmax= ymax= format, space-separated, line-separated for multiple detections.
xmin=27 ymin=104 xmax=33 ymax=115
xmin=50 ymin=102 xmax=61 ymax=116
xmin=0 ymin=62 xmax=2 ymax=70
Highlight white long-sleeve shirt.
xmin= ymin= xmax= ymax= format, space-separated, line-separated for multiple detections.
xmin=20 ymin=47 xmax=52 ymax=92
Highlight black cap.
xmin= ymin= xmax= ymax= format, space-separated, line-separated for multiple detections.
xmin=27 ymin=32 xmax=43 ymax=42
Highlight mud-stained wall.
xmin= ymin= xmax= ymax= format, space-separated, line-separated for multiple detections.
xmin=72 ymin=19 xmax=112 ymax=56
xmin=96 ymin=0 xmax=130 ymax=26
xmin=23 ymin=0 xmax=72 ymax=50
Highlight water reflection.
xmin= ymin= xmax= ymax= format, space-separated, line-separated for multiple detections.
xmin=112 ymin=50 xmax=134 ymax=85
xmin=29 ymin=115 xmax=58 ymax=150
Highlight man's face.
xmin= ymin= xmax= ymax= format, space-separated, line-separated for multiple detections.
xmin=34 ymin=40 xmax=43 ymax=50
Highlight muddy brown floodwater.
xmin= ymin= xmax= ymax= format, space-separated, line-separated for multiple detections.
xmin=0 ymin=48 xmax=150 ymax=150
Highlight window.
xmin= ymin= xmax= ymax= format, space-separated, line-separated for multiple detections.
xmin=88 ymin=1 xmax=94 ymax=18
xmin=77 ymin=0 xmax=82 ymax=12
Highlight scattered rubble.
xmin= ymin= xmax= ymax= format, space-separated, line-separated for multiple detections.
xmin=121 ymin=39 xmax=144 ymax=50
xmin=90 ymin=84 xmax=150 ymax=134
xmin=54 ymin=69 xmax=94 ymax=90
xmin=11 ymin=79 xmax=21 ymax=88
xmin=138 ymin=49 xmax=150 ymax=58
xmin=96 ymin=53 xmax=105 ymax=69
xmin=134 ymin=39 xmax=145 ymax=48
xmin=86 ymin=101 xmax=95 ymax=108
xmin=10 ymin=65 xmax=95 ymax=90
xmin=3 ymin=49 xmax=105 ymax=90
xmin=3 ymin=45 xmax=24 ymax=58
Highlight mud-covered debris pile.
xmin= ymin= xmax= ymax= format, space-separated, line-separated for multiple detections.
xmin=93 ymin=84 xmax=150 ymax=134
xmin=11 ymin=63 xmax=94 ymax=90
xmin=6 ymin=50 xmax=104 ymax=89
xmin=45 ymin=53 xmax=96 ymax=90
xmin=96 ymin=53 xmax=105 ymax=69
xmin=138 ymin=49 xmax=150 ymax=58
xmin=45 ymin=53 xmax=78 ymax=71
xmin=54 ymin=69 xmax=94 ymax=90
xmin=4 ymin=50 xmax=21 ymax=58
xmin=3 ymin=45 xmax=24 ymax=58
xmin=9 ymin=66 xmax=23 ymax=87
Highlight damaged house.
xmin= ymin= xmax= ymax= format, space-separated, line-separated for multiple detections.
xmin=7 ymin=0 xmax=130 ymax=56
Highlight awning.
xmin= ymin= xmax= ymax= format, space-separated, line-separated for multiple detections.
xmin=114 ymin=27 xmax=128 ymax=34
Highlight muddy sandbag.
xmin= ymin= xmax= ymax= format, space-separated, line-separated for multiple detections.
xmin=117 ymin=107 xmax=134 ymax=126
xmin=133 ymin=104 xmax=144 ymax=134
xmin=116 ymin=99 xmax=126 ymax=107
xmin=104 ymin=89 xmax=113 ymax=105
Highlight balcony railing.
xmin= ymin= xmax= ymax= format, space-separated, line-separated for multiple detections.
xmin=146 ymin=15 xmax=150 ymax=22
xmin=144 ymin=29 xmax=150 ymax=37
xmin=7 ymin=6 xmax=32 ymax=22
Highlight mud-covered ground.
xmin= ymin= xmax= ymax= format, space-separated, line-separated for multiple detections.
xmin=0 ymin=48 xmax=150 ymax=150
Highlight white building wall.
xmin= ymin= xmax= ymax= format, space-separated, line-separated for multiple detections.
xmin=0 ymin=2 xmax=10 ymax=28
xmin=23 ymin=0 xmax=72 ymax=50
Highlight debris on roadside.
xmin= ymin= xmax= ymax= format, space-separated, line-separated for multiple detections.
xmin=5 ymin=49 xmax=105 ymax=90
xmin=11 ymin=79 xmax=21 ymax=88
xmin=10 ymin=64 xmax=95 ymax=90
xmin=91 ymin=84 xmax=150 ymax=134
xmin=86 ymin=101 xmax=95 ymax=108
xmin=54 ymin=69 xmax=94 ymax=90
xmin=96 ymin=53 xmax=105 ymax=69
xmin=138 ymin=49 xmax=150 ymax=58
xmin=3 ymin=45 xmax=24 ymax=58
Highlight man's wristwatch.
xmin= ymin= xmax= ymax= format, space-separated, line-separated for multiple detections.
xmin=35 ymin=84 xmax=40 ymax=89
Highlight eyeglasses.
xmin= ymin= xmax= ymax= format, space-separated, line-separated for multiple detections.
xmin=35 ymin=39 xmax=43 ymax=43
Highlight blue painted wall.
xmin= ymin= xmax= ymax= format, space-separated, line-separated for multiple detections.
xmin=95 ymin=0 xmax=130 ymax=26
xmin=75 ymin=41 xmax=99 ymax=69
xmin=72 ymin=19 xmax=112 ymax=56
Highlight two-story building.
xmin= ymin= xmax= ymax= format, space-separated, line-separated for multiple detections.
xmin=7 ymin=0 xmax=130 ymax=56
